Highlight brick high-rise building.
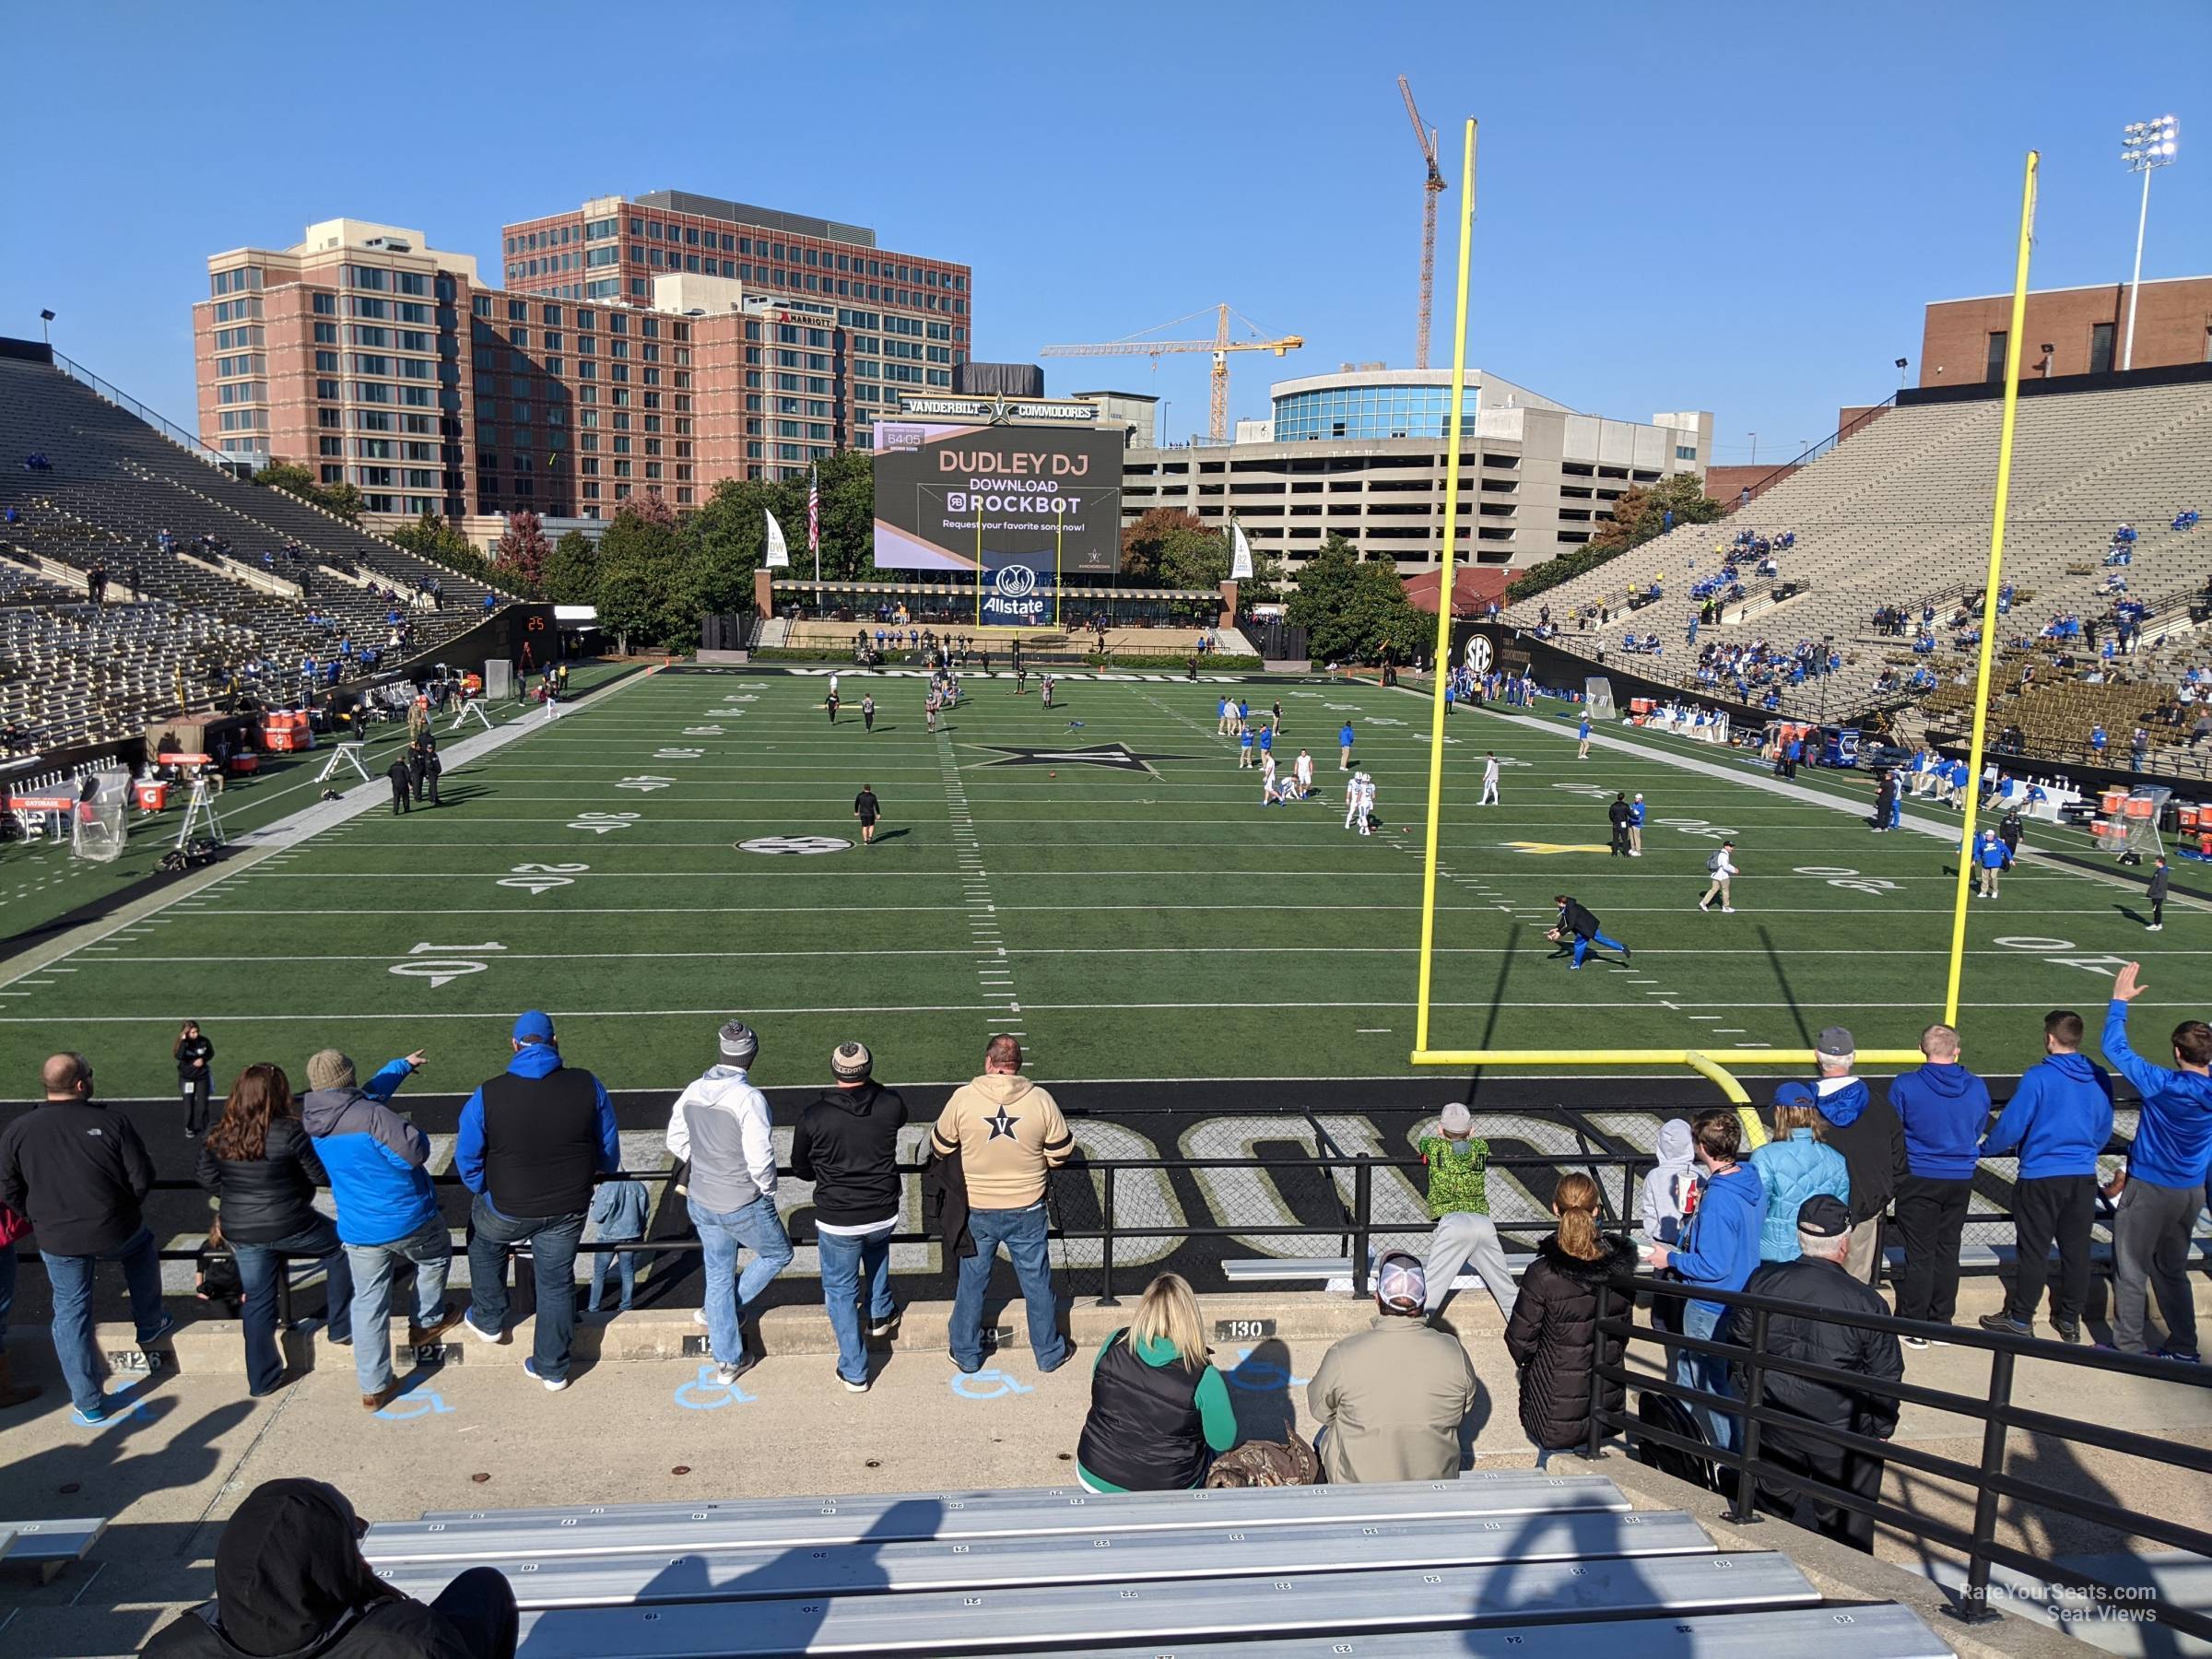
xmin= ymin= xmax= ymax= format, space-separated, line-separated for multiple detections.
xmin=498 ymin=190 xmax=971 ymax=448
xmin=194 ymin=197 xmax=972 ymax=527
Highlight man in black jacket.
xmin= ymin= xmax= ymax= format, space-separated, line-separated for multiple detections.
xmin=1607 ymin=793 xmax=1632 ymax=857
xmin=409 ymin=735 xmax=441 ymax=808
xmin=790 ymin=1041 xmax=907 ymax=1392
xmin=0 ymin=1053 xmax=172 ymax=1424
xmin=1729 ymin=1194 xmax=1903 ymax=1552
xmin=386 ymin=754 xmax=413 ymax=816
xmin=1547 ymin=894 xmax=1631 ymax=971
xmin=1806 ymin=1026 xmax=1908 ymax=1282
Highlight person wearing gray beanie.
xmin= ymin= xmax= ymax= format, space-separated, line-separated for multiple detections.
xmin=665 ymin=1018 xmax=790 ymax=1386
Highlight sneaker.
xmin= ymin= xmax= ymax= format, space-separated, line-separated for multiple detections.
xmin=947 ymin=1349 xmax=982 ymax=1375
xmin=1622 ymin=946 xmax=1632 ymax=963
xmin=2054 ymin=1322 xmax=2082 ymax=1345
xmin=408 ymin=1303 xmax=462 ymax=1347
xmin=1698 ymin=902 xmax=1710 ymax=912
xmin=1035 ymin=1347 xmax=1072 ymax=1376
xmin=691 ymin=1308 xmax=711 ymax=1330
xmin=524 ymin=1358 xmax=569 ymax=1392
xmin=462 ymin=1312 xmax=505 ymax=1345
xmin=839 ymin=1371 xmax=870 ymax=1394
xmin=2147 ymin=924 xmax=2163 ymax=932
xmin=71 ymin=1401 xmax=111 ymax=1427
xmin=1901 ymin=1335 xmax=1931 ymax=1350
xmin=1722 ymin=906 xmax=1735 ymax=914
xmin=141 ymin=1313 xmax=179 ymax=1345
xmin=867 ymin=1311 xmax=902 ymax=1339
xmin=1977 ymin=1312 xmax=2030 ymax=1338
xmin=2156 ymin=1345 xmax=2203 ymax=1365
xmin=713 ymin=1354 xmax=758 ymax=1386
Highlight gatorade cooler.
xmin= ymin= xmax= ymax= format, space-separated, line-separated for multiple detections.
xmin=2100 ymin=788 xmax=2128 ymax=816
xmin=2180 ymin=805 xmax=2202 ymax=833
xmin=2124 ymin=796 xmax=2156 ymax=822
xmin=134 ymin=780 xmax=169 ymax=812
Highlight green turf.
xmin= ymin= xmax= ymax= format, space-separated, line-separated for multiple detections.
xmin=2 ymin=666 xmax=2195 ymax=1097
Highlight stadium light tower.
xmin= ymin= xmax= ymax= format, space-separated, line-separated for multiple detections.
xmin=2120 ymin=114 xmax=2179 ymax=372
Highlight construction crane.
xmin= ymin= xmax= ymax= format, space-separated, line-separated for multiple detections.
xmin=1398 ymin=74 xmax=1447 ymax=371
xmin=1041 ymin=304 xmax=1302 ymax=443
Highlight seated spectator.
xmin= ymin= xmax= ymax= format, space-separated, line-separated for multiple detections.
xmin=1749 ymin=1083 xmax=1851 ymax=1261
xmin=144 ymin=1477 xmax=517 ymax=1658
xmin=1729 ymin=1195 xmax=1903 ymax=1552
xmin=1075 ymin=1273 xmax=1238 ymax=1492
xmin=1502 ymin=1171 xmax=1635 ymax=1463
xmin=196 ymin=1064 xmax=354 ymax=1397
xmin=1306 ymin=1254 xmax=1477 ymax=1483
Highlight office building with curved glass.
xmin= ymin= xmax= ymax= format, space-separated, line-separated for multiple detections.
xmin=1120 ymin=367 xmax=1711 ymax=576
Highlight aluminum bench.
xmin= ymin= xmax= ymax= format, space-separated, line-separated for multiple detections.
xmin=0 ymin=1516 xmax=107 ymax=1583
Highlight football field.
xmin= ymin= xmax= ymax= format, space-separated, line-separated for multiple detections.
xmin=2 ymin=666 xmax=2196 ymax=1100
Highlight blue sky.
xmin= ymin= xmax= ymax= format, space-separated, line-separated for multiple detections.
xmin=4 ymin=1 xmax=2206 ymax=471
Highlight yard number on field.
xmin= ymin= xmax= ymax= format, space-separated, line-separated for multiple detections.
xmin=569 ymin=811 xmax=640 ymax=834
xmin=499 ymin=863 xmax=589 ymax=895
xmin=389 ymin=941 xmax=506 ymax=989
xmin=654 ymin=748 xmax=704 ymax=760
xmin=616 ymin=775 xmax=677 ymax=793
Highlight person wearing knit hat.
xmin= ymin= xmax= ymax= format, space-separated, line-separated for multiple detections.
xmin=665 ymin=1019 xmax=789 ymax=1386
xmin=792 ymin=1040 xmax=908 ymax=1391
xmin=1306 ymin=1251 xmax=1478 ymax=1485
xmin=1417 ymin=1102 xmax=1518 ymax=1322
xmin=454 ymin=1010 xmax=619 ymax=1391
xmin=298 ymin=1044 xmax=444 ymax=1412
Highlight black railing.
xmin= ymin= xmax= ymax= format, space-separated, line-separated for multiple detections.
xmin=1591 ymin=1272 xmax=2212 ymax=1640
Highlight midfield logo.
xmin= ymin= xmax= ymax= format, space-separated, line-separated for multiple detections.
xmin=971 ymin=742 xmax=1193 ymax=777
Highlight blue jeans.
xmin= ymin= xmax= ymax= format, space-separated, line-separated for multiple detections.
xmin=41 ymin=1227 xmax=166 ymax=1414
xmin=1674 ymin=1300 xmax=1739 ymax=1453
xmin=344 ymin=1215 xmax=452 ymax=1394
xmin=949 ymin=1201 xmax=1067 ymax=1372
xmin=1571 ymin=931 xmax=1625 ymax=966
xmin=690 ymin=1197 xmax=793 ymax=1367
xmin=233 ymin=1219 xmax=353 ymax=1395
xmin=467 ymin=1197 xmax=587 ymax=1383
xmin=818 ymin=1227 xmax=895 ymax=1385
xmin=588 ymin=1244 xmax=639 ymax=1312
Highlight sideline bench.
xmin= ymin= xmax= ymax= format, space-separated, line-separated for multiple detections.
xmin=0 ymin=1516 xmax=107 ymax=1583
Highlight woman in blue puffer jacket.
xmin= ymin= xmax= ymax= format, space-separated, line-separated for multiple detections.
xmin=1750 ymin=1082 xmax=1851 ymax=1261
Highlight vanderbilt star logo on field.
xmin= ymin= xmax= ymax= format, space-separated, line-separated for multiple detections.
xmin=970 ymin=742 xmax=1191 ymax=777
xmin=984 ymin=1105 xmax=1021 ymax=1139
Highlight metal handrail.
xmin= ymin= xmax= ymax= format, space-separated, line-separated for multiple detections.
xmin=1589 ymin=1271 xmax=2212 ymax=1639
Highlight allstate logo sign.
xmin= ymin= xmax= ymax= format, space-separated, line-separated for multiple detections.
xmin=981 ymin=560 xmax=1051 ymax=626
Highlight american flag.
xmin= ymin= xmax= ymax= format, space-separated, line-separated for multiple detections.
xmin=807 ymin=466 xmax=820 ymax=555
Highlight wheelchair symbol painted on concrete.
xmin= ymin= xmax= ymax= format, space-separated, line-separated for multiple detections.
xmin=675 ymin=1363 xmax=757 ymax=1409
xmin=948 ymin=1368 xmax=1035 ymax=1401
xmin=1227 ymin=1348 xmax=1310 ymax=1392
xmin=375 ymin=1390 xmax=457 ymax=1420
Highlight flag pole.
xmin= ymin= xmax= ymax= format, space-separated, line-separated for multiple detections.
xmin=1943 ymin=149 xmax=2039 ymax=1030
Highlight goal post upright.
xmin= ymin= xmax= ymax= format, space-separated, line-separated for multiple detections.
xmin=1413 ymin=115 xmax=1477 ymax=1058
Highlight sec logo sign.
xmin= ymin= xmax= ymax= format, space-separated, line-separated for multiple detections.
xmin=1465 ymin=635 xmax=1493 ymax=675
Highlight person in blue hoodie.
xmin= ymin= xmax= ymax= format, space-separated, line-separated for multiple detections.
xmin=1809 ymin=1026 xmax=1907 ymax=1284
xmin=300 ymin=1047 xmax=454 ymax=1413
xmin=2102 ymin=964 xmax=2212 ymax=1359
xmin=1646 ymin=1110 xmax=1767 ymax=1452
xmin=1750 ymin=1084 xmax=1850 ymax=1262
xmin=455 ymin=1012 xmax=619 ymax=1391
xmin=1978 ymin=1010 xmax=2114 ymax=1342
xmin=1886 ymin=1025 xmax=1993 ymax=1338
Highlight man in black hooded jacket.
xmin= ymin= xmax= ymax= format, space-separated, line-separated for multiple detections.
xmin=145 ymin=1477 xmax=516 ymax=1657
xmin=789 ymin=1041 xmax=907 ymax=1392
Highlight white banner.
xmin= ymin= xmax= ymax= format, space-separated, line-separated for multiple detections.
xmin=1230 ymin=521 xmax=1253 ymax=581
xmin=763 ymin=510 xmax=791 ymax=569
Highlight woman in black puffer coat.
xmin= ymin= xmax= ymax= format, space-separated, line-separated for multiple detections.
xmin=1502 ymin=1171 xmax=1638 ymax=1456
xmin=195 ymin=1065 xmax=353 ymax=1397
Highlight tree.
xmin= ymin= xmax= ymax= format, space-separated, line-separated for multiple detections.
xmin=594 ymin=500 xmax=690 ymax=651
xmin=491 ymin=509 xmax=552 ymax=597
xmin=254 ymin=461 xmax=361 ymax=522
xmin=1121 ymin=508 xmax=1230 ymax=590
xmin=388 ymin=510 xmax=492 ymax=582
xmin=541 ymin=530 xmax=599 ymax=608
xmin=1287 ymin=534 xmax=1426 ymax=664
